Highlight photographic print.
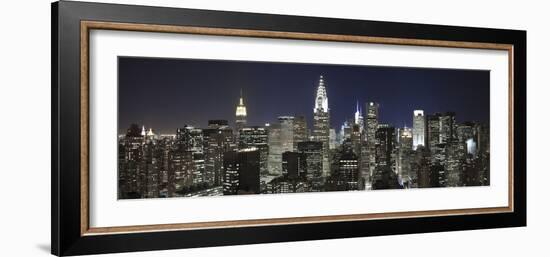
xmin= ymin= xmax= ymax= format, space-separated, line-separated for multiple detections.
xmin=117 ymin=57 xmax=490 ymax=199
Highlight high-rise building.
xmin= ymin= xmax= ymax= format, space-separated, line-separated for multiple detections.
xmin=203 ymin=120 xmax=234 ymax=186
xmin=340 ymin=121 xmax=351 ymax=143
xmin=312 ymin=75 xmax=331 ymax=177
xmin=329 ymin=128 xmax=337 ymax=150
xmin=174 ymin=126 xmax=205 ymax=189
xmin=445 ymin=140 xmax=467 ymax=187
xmin=282 ymin=151 xmax=306 ymax=179
xmin=354 ymin=101 xmax=364 ymax=133
xmin=176 ymin=126 xmax=203 ymax=153
xmin=396 ymin=127 xmax=414 ymax=187
xmin=350 ymin=120 xmax=362 ymax=155
xmin=267 ymin=123 xmax=282 ymax=175
xmin=337 ymin=148 xmax=359 ymax=190
xmin=293 ymin=116 xmax=308 ymax=151
xmin=375 ymin=124 xmax=396 ymax=169
xmin=439 ymin=112 xmax=457 ymax=144
xmin=119 ymin=124 xmax=144 ymax=199
xmin=235 ymin=89 xmax=247 ymax=133
xmin=279 ymin=116 xmax=295 ymax=153
xmin=223 ymin=148 xmax=261 ymax=195
xmin=427 ymin=113 xmax=442 ymax=151
xmin=297 ymin=141 xmax=323 ymax=186
xmin=457 ymin=122 xmax=477 ymax=155
xmin=412 ymin=110 xmax=425 ymax=150
xmin=239 ymin=126 xmax=269 ymax=175
xmin=365 ymin=101 xmax=379 ymax=178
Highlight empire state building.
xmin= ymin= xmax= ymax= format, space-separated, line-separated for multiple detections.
xmin=235 ymin=89 xmax=247 ymax=133
xmin=312 ymin=75 xmax=330 ymax=178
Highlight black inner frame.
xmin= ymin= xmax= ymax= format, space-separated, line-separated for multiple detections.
xmin=51 ymin=1 xmax=526 ymax=256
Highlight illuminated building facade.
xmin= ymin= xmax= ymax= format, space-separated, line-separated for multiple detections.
xmin=412 ymin=110 xmax=425 ymax=150
xmin=312 ymin=75 xmax=331 ymax=177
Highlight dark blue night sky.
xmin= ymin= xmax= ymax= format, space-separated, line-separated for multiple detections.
xmin=118 ymin=57 xmax=489 ymax=134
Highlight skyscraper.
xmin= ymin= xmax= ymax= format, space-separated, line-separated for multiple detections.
xmin=297 ymin=141 xmax=323 ymax=188
xmin=312 ymin=75 xmax=331 ymax=177
xmin=238 ymin=126 xmax=269 ymax=175
xmin=397 ymin=127 xmax=414 ymax=187
xmin=337 ymin=147 xmax=359 ymax=190
xmin=267 ymin=123 xmax=282 ymax=175
xmin=412 ymin=110 xmax=425 ymax=150
xmin=172 ymin=126 xmax=205 ymax=192
xmin=292 ymin=116 xmax=308 ymax=151
xmin=365 ymin=101 xmax=379 ymax=181
xmin=354 ymin=101 xmax=364 ymax=133
xmin=427 ymin=113 xmax=442 ymax=151
xmin=223 ymin=148 xmax=261 ymax=195
xmin=439 ymin=112 xmax=457 ymax=144
xmin=203 ymin=120 xmax=234 ymax=186
xmin=282 ymin=151 xmax=306 ymax=179
xmin=279 ymin=116 xmax=295 ymax=154
xmin=119 ymin=124 xmax=144 ymax=198
xmin=235 ymin=89 xmax=247 ymax=133
xmin=375 ymin=124 xmax=396 ymax=168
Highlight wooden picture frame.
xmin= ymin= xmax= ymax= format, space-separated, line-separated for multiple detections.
xmin=52 ymin=1 xmax=526 ymax=256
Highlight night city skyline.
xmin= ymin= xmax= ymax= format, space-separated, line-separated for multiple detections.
xmin=118 ymin=57 xmax=489 ymax=134
xmin=117 ymin=56 xmax=490 ymax=199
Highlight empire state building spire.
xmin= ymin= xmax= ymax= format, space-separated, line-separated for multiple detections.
xmin=313 ymin=75 xmax=329 ymax=113
xmin=235 ymin=89 xmax=247 ymax=132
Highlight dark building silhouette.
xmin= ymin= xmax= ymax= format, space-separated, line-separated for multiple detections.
xmin=223 ymin=149 xmax=261 ymax=195
xmin=282 ymin=151 xmax=306 ymax=179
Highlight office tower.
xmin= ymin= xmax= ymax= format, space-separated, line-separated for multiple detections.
xmin=476 ymin=124 xmax=490 ymax=156
xmin=365 ymin=101 xmax=379 ymax=177
xmin=297 ymin=141 xmax=323 ymax=185
xmin=223 ymin=148 xmax=261 ymax=195
xmin=118 ymin=124 xmax=144 ymax=198
xmin=398 ymin=127 xmax=413 ymax=149
xmin=371 ymin=125 xmax=402 ymax=191
xmin=412 ymin=110 xmax=425 ymax=150
xmin=439 ymin=112 xmax=457 ymax=143
xmin=208 ymin=120 xmax=229 ymax=128
xmin=358 ymin=141 xmax=371 ymax=190
xmin=155 ymin=138 xmax=173 ymax=197
xmin=203 ymin=121 xmax=234 ymax=186
xmin=140 ymin=138 xmax=161 ymax=198
xmin=336 ymin=147 xmax=359 ymax=190
xmin=329 ymin=128 xmax=337 ymax=150
xmin=267 ymin=123 xmax=282 ymax=175
xmin=238 ymin=126 xmax=269 ymax=175
xmin=397 ymin=127 xmax=414 ymax=187
xmin=293 ymin=116 xmax=308 ymax=151
xmin=282 ymin=151 xmax=306 ymax=179
xmin=427 ymin=112 xmax=457 ymax=149
xmin=169 ymin=145 xmax=195 ymax=191
xmin=235 ymin=89 xmax=247 ymax=133
xmin=350 ymin=121 xmax=362 ymax=155
xmin=354 ymin=101 xmax=364 ymax=133
xmin=174 ymin=126 xmax=204 ymax=189
xmin=426 ymin=113 xmax=442 ymax=151
xmin=238 ymin=126 xmax=269 ymax=147
xmin=457 ymin=122 xmax=477 ymax=155
xmin=340 ymin=121 xmax=351 ymax=142
xmin=413 ymin=146 xmax=437 ymax=188
xmin=176 ymin=125 xmax=203 ymax=153
xmin=375 ymin=124 xmax=396 ymax=170
xmin=279 ymin=116 xmax=295 ymax=153
xmin=312 ymin=75 xmax=331 ymax=177
xmin=445 ymin=140 xmax=467 ymax=187
xmin=222 ymin=151 xmax=239 ymax=195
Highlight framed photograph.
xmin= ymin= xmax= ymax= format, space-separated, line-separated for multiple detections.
xmin=52 ymin=1 xmax=526 ymax=256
